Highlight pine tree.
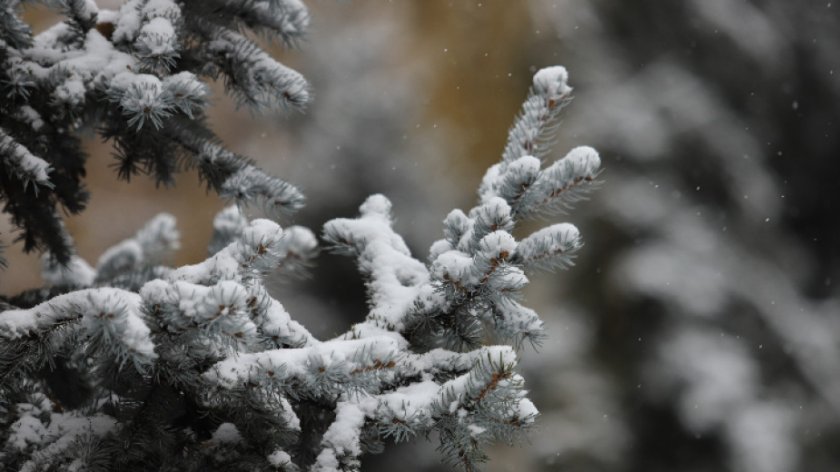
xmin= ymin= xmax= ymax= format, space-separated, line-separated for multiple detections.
xmin=0 ymin=2 xmax=602 ymax=471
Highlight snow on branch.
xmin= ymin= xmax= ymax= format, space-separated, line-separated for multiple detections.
xmin=501 ymin=65 xmax=572 ymax=163
xmin=95 ymin=213 xmax=180 ymax=281
xmin=6 ymin=407 xmax=117 ymax=472
xmin=513 ymin=223 xmax=582 ymax=272
xmin=481 ymin=66 xmax=601 ymax=218
xmin=209 ymin=0 xmax=311 ymax=46
xmin=206 ymin=29 xmax=310 ymax=111
xmin=0 ymin=128 xmax=52 ymax=189
xmin=323 ymin=194 xmax=432 ymax=332
xmin=0 ymin=288 xmax=156 ymax=374
xmin=0 ymin=59 xmax=601 ymax=471
xmin=0 ymin=0 xmax=310 ymax=263
xmin=169 ymin=218 xmax=285 ymax=283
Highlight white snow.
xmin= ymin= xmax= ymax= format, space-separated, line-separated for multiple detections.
xmin=516 ymin=223 xmax=581 ymax=270
xmin=431 ymin=250 xmax=475 ymax=285
xmin=114 ymin=0 xmax=181 ymax=43
xmin=8 ymin=410 xmax=117 ymax=470
xmin=137 ymin=17 xmax=176 ymax=56
xmin=42 ymin=255 xmax=96 ymax=287
xmin=267 ymin=449 xmax=292 ymax=467
xmin=563 ymin=146 xmax=601 ymax=176
xmin=323 ymin=195 xmax=430 ymax=330
xmin=211 ymin=423 xmax=242 ymax=444
xmin=205 ymin=336 xmax=401 ymax=389
xmin=0 ymin=288 xmax=156 ymax=363
xmin=476 ymin=230 xmax=517 ymax=261
xmin=169 ymin=219 xmax=283 ymax=283
xmin=0 ymin=129 xmax=52 ymax=186
xmin=54 ymin=78 xmax=86 ymax=107
xmin=7 ymin=415 xmax=46 ymax=450
xmin=207 ymin=29 xmax=310 ymax=108
xmin=532 ymin=65 xmax=572 ymax=100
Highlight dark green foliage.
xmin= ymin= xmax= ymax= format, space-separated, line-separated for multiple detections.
xmin=0 ymin=0 xmax=309 ymax=265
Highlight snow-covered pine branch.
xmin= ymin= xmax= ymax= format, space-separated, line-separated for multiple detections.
xmin=480 ymin=66 xmax=601 ymax=218
xmin=0 ymin=3 xmax=603 ymax=470
xmin=0 ymin=0 xmax=310 ymax=264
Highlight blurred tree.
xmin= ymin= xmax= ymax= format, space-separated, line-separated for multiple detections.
xmin=525 ymin=1 xmax=840 ymax=471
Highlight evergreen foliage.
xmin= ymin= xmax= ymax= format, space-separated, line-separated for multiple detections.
xmin=0 ymin=0 xmax=308 ymax=264
xmin=0 ymin=2 xmax=602 ymax=471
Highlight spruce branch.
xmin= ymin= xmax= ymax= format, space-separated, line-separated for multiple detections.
xmin=0 ymin=0 xmax=310 ymax=263
xmin=1 ymin=4 xmax=603 ymax=466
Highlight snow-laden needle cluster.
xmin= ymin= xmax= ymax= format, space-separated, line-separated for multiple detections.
xmin=0 ymin=0 xmax=308 ymax=264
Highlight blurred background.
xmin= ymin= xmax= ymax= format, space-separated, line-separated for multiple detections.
xmin=2 ymin=1 xmax=839 ymax=471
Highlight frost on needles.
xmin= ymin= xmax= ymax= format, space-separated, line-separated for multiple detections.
xmin=0 ymin=3 xmax=602 ymax=471
xmin=0 ymin=0 xmax=308 ymax=264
